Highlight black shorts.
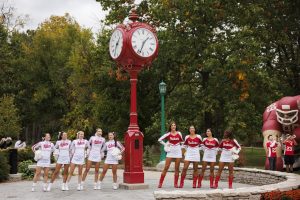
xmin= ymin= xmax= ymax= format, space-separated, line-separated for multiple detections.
xmin=284 ymin=155 xmax=295 ymax=165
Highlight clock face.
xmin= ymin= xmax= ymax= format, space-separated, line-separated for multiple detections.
xmin=131 ymin=28 xmax=157 ymax=58
xmin=109 ymin=29 xmax=124 ymax=59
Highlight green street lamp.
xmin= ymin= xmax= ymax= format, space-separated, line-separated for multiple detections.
xmin=159 ymin=81 xmax=166 ymax=161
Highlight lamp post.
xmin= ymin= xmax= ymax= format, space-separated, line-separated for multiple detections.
xmin=159 ymin=81 xmax=166 ymax=161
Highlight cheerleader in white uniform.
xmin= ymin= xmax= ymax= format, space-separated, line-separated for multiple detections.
xmin=99 ymin=132 xmax=124 ymax=190
xmin=31 ymin=133 xmax=54 ymax=192
xmin=67 ymin=131 xmax=90 ymax=191
xmin=198 ymin=128 xmax=219 ymax=188
xmin=158 ymin=122 xmax=183 ymax=188
xmin=47 ymin=132 xmax=72 ymax=191
xmin=82 ymin=128 xmax=105 ymax=190
xmin=214 ymin=130 xmax=241 ymax=189
xmin=179 ymin=125 xmax=202 ymax=188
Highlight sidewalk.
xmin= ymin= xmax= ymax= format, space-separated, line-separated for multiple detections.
xmin=0 ymin=170 xmax=252 ymax=200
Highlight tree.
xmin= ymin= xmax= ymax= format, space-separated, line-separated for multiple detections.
xmin=0 ymin=95 xmax=21 ymax=138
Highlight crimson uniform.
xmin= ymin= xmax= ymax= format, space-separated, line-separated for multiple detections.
xmin=283 ymin=140 xmax=296 ymax=165
xmin=202 ymin=137 xmax=219 ymax=162
xmin=158 ymin=132 xmax=183 ymax=158
xmin=262 ymin=95 xmax=300 ymax=170
xmin=219 ymin=139 xmax=241 ymax=163
xmin=183 ymin=135 xmax=202 ymax=162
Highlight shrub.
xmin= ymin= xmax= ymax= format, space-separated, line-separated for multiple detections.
xmin=18 ymin=160 xmax=34 ymax=179
xmin=0 ymin=151 xmax=10 ymax=182
xmin=261 ymin=189 xmax=300 ymax=200
xmin=17 ymin=148 xmax=34 ymax=162
xmin=143 ymin=146 xmax=153 ymax=166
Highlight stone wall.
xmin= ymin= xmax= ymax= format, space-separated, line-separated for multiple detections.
xmin=186 ymin=167 xmax=286 ymax=186
xmin=154 ymin=168 xmax=300 ymax=200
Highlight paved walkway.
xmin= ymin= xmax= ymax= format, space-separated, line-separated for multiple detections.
xmin=1 ymin=170 xmax=252 ymax=200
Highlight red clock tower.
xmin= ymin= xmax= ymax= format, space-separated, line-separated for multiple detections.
xmin=108 ymin=8 xmax=159 ymax=188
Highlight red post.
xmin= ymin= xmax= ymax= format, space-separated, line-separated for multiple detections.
xmin=123 ymin=69 xmax=145 ymax=184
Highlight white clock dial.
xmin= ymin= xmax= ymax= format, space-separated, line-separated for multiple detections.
xmin=131 ymin=28 xmax=157 ymax=58
xmin=109 ymin=29 xmax=123 ymax=59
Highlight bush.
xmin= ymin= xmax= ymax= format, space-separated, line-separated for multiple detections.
xmin=0 ymin=151 xmax=10 ymax=182
xmin=143 ymin=146 xmax=153 ymax=166
xmin=18 ymin=160 xmax=34 ymax=179
xmin=17 ymin=148 xmax=34 ymax=162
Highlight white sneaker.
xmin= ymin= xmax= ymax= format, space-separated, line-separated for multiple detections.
xmin=43 ymin=184 xmax=47 ymax=192
xmin=97 ymin=182 xmax=102 ymax=190
xmin=94 ymin=183 xmax=97 ymax=190
xmin=77 ymin=184 xmax=81 ymax=191
xmin=61 ymin=183 xmax=65 ymax=191
xmin=31 ymin=183 xmax=36 ymax=192
xmin=47 ymin=183 xmax=52 ymax=192
xmin=80 ymin=184 xmax=83 ymax=190
xmin=65 ymin=183 xmax=69 ymax=191
xmin=112 ymin=183 xmax=118 ymax=190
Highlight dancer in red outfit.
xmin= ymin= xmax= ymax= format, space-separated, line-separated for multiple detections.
xmin=283 ymin=134 xmax=298 ymax=172
xmin=214 ymin=130 xmax=241 ymax=189
xmin=179 ymin=125 xmax=202 ymax=188
xmin=198 ymin=128 xmax=219 ymax=188
xmin=158 ymin=122 xmax=183 ymax=188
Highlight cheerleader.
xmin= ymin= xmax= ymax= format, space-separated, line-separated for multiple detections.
xmin=158 ymin=122 xmax=183 ymax=188
xmin=67 ymin=131 xmax=90 ymax=191
xmin=47 ymin=132 xmax=71 ymax=191
xmin=31 ymin=133 xmax=54 ymax=192
xmin=179 ymin=125 xmax=202 ymax=188
xmin=99 ymin=132 xmax=124 ymax=190
xmin=214 ymin=130 xmax=241 ymax=189
xmin=198 ymin=128 xmax=219 ymax=188
xmin=82 ymin=128 xmax=105 ymax=190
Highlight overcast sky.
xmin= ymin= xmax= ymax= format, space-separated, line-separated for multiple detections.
xmin=2 ymin=0 xmax=140 ymax=33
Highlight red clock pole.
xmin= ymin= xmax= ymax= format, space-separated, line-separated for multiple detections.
xmin=108 ymin=8 xmax=158 ymax=189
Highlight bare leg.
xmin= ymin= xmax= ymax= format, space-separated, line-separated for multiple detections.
xmin=43 ymin=167 xmax=49 ymax=183
xmin=174 ymin=158 xmax=181 ymax=176
xmin=33 ymin=167 xmax=42 ymax=183
xmin=82 ymin=160 xmax=92 ymax=182
xmin=112 ymin=164 xmax=118 ymax=183
xmin=209 ymin=162 xmax=215 ymax=177
xmin=99 ymin=164 xmax=110 ymax=182
xmin=63 ymin=164 xmax=70 ymax=183
xmin=67 ymin=163 xmax=76 ymax=182
xmin=161 ymin=157 xmax=172 ymax=176
xmin=181 ymin=160 xmax=190 ymax=177
xmin=78 ymin=165 xmax=83 ymax=184
xmin=216 ymin=162 xmax=225 ymax=177
xmin=94 ymin=162 xmax=100 ymax=183
xmin=50 ymin=164 xmax=62 ymax=183
xmin=201 ymin=161 xmax=208 ymax=177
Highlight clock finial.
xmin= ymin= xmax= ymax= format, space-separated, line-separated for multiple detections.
xmin=129 ymin=7 xmax=139 ymax=22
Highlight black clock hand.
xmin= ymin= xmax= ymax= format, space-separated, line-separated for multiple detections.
xmin=114 ymin=37 xmax=121 ymax=56
xmin=138 ymin=37 xmax=149 ymax=53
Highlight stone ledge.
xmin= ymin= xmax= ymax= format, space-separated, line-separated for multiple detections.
xmin=153 ymin=168 xmax=300 ymax=200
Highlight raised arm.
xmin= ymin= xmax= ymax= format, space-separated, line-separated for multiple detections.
xmin=158 ymin=133 xmax=169 ymax=145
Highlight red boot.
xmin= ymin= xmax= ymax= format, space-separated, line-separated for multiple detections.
xmin=228 ymin=176 xmax=234 ymax=189
xmin=197 ymin=175 xmax=203 ymax=188
xmin=210 ymin=176 xmax=214 ymax=188
xmin=179 ymin=174 xmax=185 ymax=188
xmin=158 ymin=174 xmax=165 ymax=188
xmin=192 ymin=176 xmax=198 ymax=188
xmin=174 ymin=174 xmax=179 ymax=188
xmin=214 ymin=176 xmax=220 ymax=189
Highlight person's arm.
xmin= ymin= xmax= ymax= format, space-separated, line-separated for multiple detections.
xmin=269 ymin=140 xmax=276 ymax=147
xmin=233 ymin=139 xmax=241 ymax=153
xmin=14 ymin=141 xmax=21 ymax=148
xmin=293 ymin=139 xmax=298 ymax=146
xmin=31 ymin=142 xmax=41 ymax=152
xmin=117 ymin=141 xmax=125 ymax=154
xmin=158 ymin=133 xmax=169 ymax=146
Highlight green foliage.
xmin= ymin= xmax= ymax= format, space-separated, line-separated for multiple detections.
xmin=143 ymin=146 xmax=153 ymax=166
xmin=18 ymin=160 xmax=34 ymax=179
xmin=0 ymin=151 xmax=10 ymax=182
xmin=17 ymin=148 xmax=34 ymax=162
xmin=1 ymin=1 xmax=299 ymax=146
xmin=0 ymin=95 xmax=21 ymax=138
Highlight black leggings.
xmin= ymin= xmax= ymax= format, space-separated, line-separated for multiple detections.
xmin=268 ymin=157 xmax=276 ymax=171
